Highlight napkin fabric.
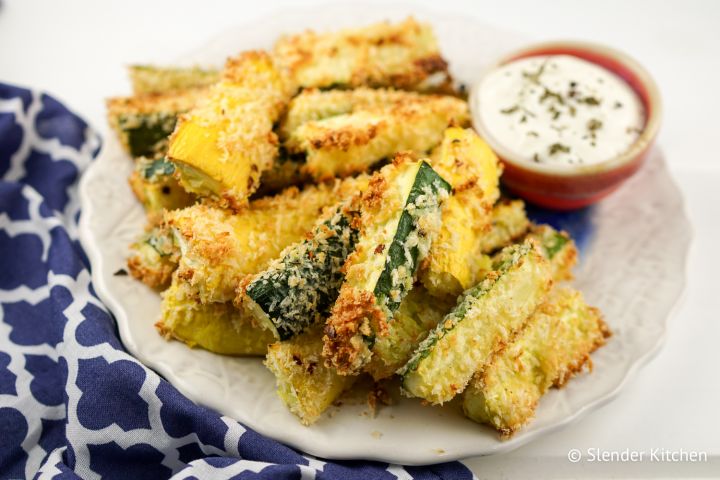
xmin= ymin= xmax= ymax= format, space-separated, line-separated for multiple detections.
xmin=0 ymin=83 xmax=475 ymax=480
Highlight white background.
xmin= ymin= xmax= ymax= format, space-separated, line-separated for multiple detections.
xmin=2 ymin=0 xmax=719 ymax=477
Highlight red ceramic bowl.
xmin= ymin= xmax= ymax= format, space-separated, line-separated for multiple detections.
xmin=470 ymin=41 xmax=662 ymax=210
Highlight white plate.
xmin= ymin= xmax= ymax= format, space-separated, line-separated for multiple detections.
xmin=78 ymin=4 xmax=691 ymax=465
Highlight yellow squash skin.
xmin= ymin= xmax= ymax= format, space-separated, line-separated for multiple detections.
xmin=168 ymin=51 xmax=294 ymax=209
xmin=157 ymin=278 xmax=275 ymax=356
xmin=463 ymin=288 xmax=610 ymax=436
xmin=421 ymin=128 xmax=502 ymax=297
xmin=106 ymin=87 xmax=207 ymax=158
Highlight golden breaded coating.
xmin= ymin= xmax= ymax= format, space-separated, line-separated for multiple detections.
xmin=421 ymin=128 xmax=501 ymax=297
xmin=400 ymin=241 xmax=553 ymax=404
xmin=323 ymin=155 xmax=450 ymax=375
xmin=265 ymin=327 xmax=355 ymax=425
xmin=289 ymin=96 xmax=469 ymax=180
xmin=280 ymin=87 xmax=455 ymax=141
xmin=463 ymin=287 xmax=610 ymax=436
xmin=106 ymin=87 xmax=207 ymax=158
xmin=240 ymin=201 xmax=361 ymax=341
xmin=157 ymin=277 xmax=275 ymax=355
xmin=168 ymin=51 xmax=294 ymax=209
xmin=365 ymin=287 xmax=454 ymax=381
xmin=128 ymin=65 xmax=220 ymax=95
xmin=127 ymin=224 xmax=179 ymax=290
xmin=168 ymin=175 xmax=369 ymax=304
xmin=477 ymin=199 xmax=530 ymax=254
xmin=525 ymin=224 xmax=578 ymax=282
xmin=273 ymin=17 xmax=450 ymax=91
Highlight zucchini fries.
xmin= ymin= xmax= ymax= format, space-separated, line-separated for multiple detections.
xmin=127 ymin=224 xmax=179 ymax=290
xmin=265 ymin=327 xmax=355 ymax=425
xmin=109 ymin=17 xmax=610 ymax=431
xmin=168 ymin=51 xmax=293 ymax=209
xmin=107 ymin=87 xmax=206 ymax=158
xmin=463 ymin=288 xmax=610 ymax=436
xmin=273 ymin=17 xmax=450 ymax=91
xmin=420 ymin=127 xmax=502 ymax=297
xmin=241 ymin=201 xmax=361 ymax=341
xmin=284 ymin=89 xmax=469 ymax=180
xmin=400 ymin=241 xmax=553 ymax=404
xmin=167 ymin=175 xmax=368 ymax=304
xmin=128 ymin=65 xmax=219 ymax=95
xmin=323 ymin=155 xmax=451 ymax=375
xmin=128 ymin=156 xmax=194 ymax=223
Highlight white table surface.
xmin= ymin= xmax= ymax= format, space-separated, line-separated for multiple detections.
xmin=3 ymin=0 xmax=719 ymax=477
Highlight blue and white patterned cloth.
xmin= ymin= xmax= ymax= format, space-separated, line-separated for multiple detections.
xmin=0 ymin=83 xmax=476 ymax=480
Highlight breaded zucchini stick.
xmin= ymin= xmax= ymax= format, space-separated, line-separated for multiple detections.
xmin=128 ymin=157 xmax=195 ymax=223
xmin=288 ymin=97 xmax=469 ymax=180
xmin=273 ymin=18 xmax=450 ymax=91
xmin=463 ymin=287 xmax=610 ymax=436
xmin=127 ymin=224 xmax=179 ymax=290
xmin=110 ymin=73 xmax=304 ymax=195
xmin=157 ymin=278 xmax=274 ymax=355
xmin=265 ymin=327 xmax=355 ymax=425
xmin=266 ymin=288 xmax=451 ymax=423
xmin=168 ymin=175 xmax=368 ymax=304
xmin=399 ymin=241 xmax=553 ymax=404
xmin=128 ymin=65 xmax=220 ymax=95
xmin=106 ymin=87 xmax=207 ymax=158
xmin=323 ymin=155 xmax=451 ymax=375
xmin=280 ymin=87 xmax=461 ymax=141
xmin=420 ymin=128 xmax=501 ymax=297
xmin=241 ymin=200 xmax=361 ymax=341
xmin=168 ymin=51 xmax=294 ymax=209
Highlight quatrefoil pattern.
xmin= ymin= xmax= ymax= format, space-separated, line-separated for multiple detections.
xmin=0 ymin=82 xmax=475 ymax=480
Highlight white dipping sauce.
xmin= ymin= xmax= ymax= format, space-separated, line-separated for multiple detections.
xmin=476 ymin=55 xmax=645 ymax=166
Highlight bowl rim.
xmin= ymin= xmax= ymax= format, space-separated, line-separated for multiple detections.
xmin=469 ymin=40 xmax=663 ymax=178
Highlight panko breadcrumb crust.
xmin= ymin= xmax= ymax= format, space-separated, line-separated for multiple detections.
xmin=273 ymin=17 xmax=451 ymax=91
xmin=110 ymin=18 xmax=612 ymax=431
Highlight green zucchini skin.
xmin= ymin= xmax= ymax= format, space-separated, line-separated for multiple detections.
xmin=245 ymin=206 xmax=359 ymax=340
xmin=462 ymin=287 xmax=608 ymax=436
xmin=400 ymin=244 xmax=533 ymax=375
xmin=373 ymin=161 xmax=452 ymax=315
xmin=141 ymin=156 xmax=176 ymax=180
